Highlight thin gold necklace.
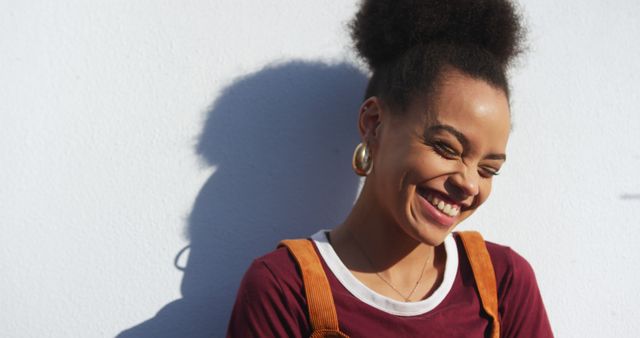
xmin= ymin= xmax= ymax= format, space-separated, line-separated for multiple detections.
xmin=347 ymin=229 xmax=431 ymax=302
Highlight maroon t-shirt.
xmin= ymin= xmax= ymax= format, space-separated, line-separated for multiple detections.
xmin=227 ymin=232 xmax=553 ymax=337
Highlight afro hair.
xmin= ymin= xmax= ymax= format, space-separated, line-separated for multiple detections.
xmin=350 ymin=0 xmax=525 ymax=111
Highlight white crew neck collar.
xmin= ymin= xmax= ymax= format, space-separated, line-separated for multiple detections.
xmin=310 ymin=230 xmax=459 ymax=317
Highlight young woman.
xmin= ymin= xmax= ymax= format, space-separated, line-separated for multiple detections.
xmin=227 ymin=0 xmax=553 ymax=337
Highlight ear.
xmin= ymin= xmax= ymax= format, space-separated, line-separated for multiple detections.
xmin=357 ymin=97 xmax=384 ymax=147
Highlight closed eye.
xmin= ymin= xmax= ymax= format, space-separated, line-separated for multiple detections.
xmin=431 ymin=141 xmax=459 ymax=159
xmin=479 ymin=166 xmax=501 ymax=178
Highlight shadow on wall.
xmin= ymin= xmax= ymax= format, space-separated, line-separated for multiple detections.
xmin=118 ymin=61 xmax=367 ymax=337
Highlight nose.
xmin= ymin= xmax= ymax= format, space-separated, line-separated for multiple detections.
xmin=449 ymin=167 xmax=480 ymax=198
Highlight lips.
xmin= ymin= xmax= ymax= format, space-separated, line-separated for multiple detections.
xmin=425 ymin=194 xmax=460 ymax=217
xmin=416 ymin=187 xmax=463 ymax=227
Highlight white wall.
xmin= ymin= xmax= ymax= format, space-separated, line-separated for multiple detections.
xmin=1 ymin=1 xmax=638 ymax=337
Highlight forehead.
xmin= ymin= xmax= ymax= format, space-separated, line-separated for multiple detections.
xmin=418 ymin=71 xmax=511 ymax=148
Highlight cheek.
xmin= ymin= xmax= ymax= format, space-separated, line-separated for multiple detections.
xmin=414 ymin=154 xmax=463 ymax=185
xmin=375 ymin=140 xmax=420 ymax=175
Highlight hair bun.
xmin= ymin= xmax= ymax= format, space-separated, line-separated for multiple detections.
xmin=350 ymin=0 xmax=524 ymax=70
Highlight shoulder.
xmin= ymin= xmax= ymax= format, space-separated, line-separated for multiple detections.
xmin=484 ymin=240 xmax=537 ymax=287
xmin=247 ymin=246 xmax=302 ymax=287
xmin=481 ymin=238 xmax=554 ymax=338
xmin=479 ymin=238 xmax=542 ymax=306
xmin=453 ymin=232 xmax=536 ymax=289
xmin=227 ymin=246 xmax=310 ymax=338
xmin=236 ymin=245 xmax=307 ymax=310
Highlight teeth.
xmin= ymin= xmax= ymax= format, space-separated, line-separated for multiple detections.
xmin=425 ymin=193 xmax=460 ymax=217
xmin=443 ymin=204 xmax=451 ymax=214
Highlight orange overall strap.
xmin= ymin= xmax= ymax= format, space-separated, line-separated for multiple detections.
xmin=458 ymin=231 xmax=501 ymax=338
xmin=278 ymin=239 xmax=349 ymax=338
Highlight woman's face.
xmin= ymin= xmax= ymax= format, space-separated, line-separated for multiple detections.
xmin=363 ymin=69 xmax=511 ymax=246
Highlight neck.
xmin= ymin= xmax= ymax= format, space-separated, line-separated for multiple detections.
xmin=330 ymin=180 xmax=443 ymax=278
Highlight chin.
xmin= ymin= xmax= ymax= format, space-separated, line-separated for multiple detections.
xmin=408 ymin=205 xmax=475 ymax=246
xmin=409 ymin=220 xmax=454 ymax=246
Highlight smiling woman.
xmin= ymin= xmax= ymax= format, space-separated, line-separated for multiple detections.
xmin=358 ymin=68 xmax=512 ymax=247
xmin=227 ymin=0 xmax=553 ymax=337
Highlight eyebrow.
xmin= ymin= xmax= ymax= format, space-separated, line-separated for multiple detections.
xmin=424 ymin=124 xmax=507 ymax=161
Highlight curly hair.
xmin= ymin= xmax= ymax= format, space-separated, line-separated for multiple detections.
xmin=350 ymin=0 xmax=525 ymax=111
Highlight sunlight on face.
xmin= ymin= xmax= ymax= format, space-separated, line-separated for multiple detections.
xmin=370 ymin=68 xmax=511 ymax=246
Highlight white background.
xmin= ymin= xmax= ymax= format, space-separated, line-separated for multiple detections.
xmin=2 ymin=0 xmax=639 ymax=337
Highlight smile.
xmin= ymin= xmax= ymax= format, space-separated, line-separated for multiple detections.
xmin=425 ymin=194 xmax=460 ymax=217
xmin=416 ymin=188 xmax=463 ymax=227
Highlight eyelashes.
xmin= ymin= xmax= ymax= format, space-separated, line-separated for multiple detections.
xmin=429 ymin=140 xmax=501 ymax=177
xmin=479 ymin=166 xmax=500 ymax=177
xmin=432 ymin=141 xmax=459 ymax=159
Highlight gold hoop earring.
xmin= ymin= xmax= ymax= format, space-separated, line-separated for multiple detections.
xmin=352 ymin=142 xmax=372 ymax=176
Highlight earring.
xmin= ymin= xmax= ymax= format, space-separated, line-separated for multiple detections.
xmin=352 ymin=142 xmax=372 ymax=176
